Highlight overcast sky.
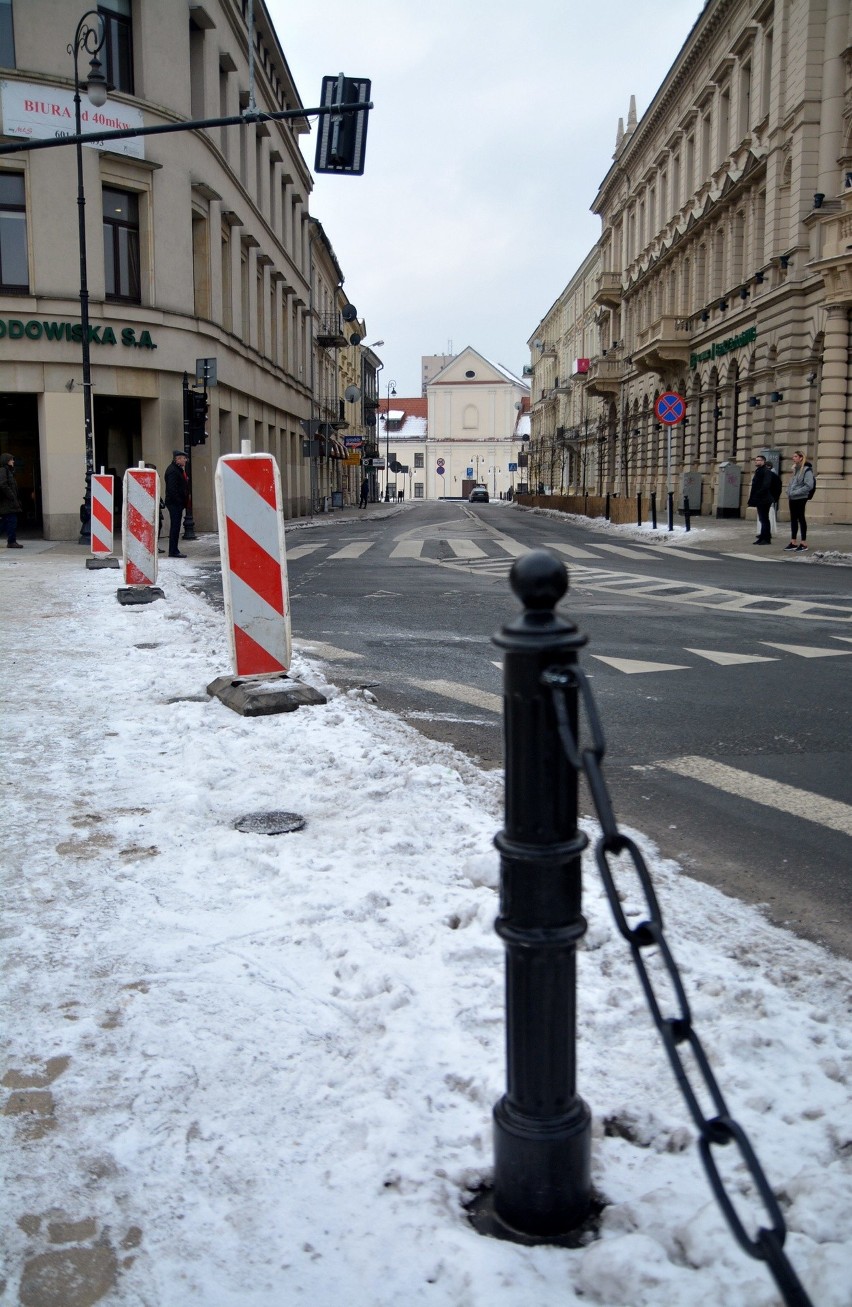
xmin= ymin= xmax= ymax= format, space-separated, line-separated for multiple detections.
xmin=270 ymin=1 xmax=705 ymax=397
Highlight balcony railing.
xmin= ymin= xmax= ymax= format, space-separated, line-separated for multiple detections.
xmin=632 ymin=315 xmax=694 ymax=371
xmin=584 ymin=355 xmax=626 ymax=397
xmin=315 ymin=312 xmax=348 ymax=347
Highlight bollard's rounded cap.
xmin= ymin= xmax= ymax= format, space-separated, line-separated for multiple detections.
xmin=510 ymin=550 xmax=568 ymax=611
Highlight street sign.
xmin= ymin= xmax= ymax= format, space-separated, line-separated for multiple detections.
xmin=508 ymin=462 xmax=518 ymax=472
xmin=364 ymin=457 xmax=385 ymax=468
xmin=195 ymin=357 xmax=217 ymax=387
xmin=655 ymin=391 xmax=686 ymax=425
xmin=466 ymin=467 xmax=474 ymax=477
xmin=436 ymin=466 xmax=445 ymax=476
xmin=343 ymin=436 xmax=363 ymax=448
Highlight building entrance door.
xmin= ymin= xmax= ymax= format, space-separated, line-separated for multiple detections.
xmin=0 ymin=393 xmax=42 ymax=533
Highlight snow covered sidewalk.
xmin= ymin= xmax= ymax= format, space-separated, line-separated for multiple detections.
xmin=1 ymin=551 xmax=850 ymax=1306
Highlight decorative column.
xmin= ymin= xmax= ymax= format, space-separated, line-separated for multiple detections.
xmin=817 ymin=305 xmax=850 ymax=479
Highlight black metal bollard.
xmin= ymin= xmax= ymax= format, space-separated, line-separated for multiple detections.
xmin=636 ymin=492 xmax=642 ymax=527
xmin=667 ymin=490 xmax=674 ymax=532
xmin=473 ymin=550 xmax=592 ymax=1241
xmin=650 ymin=490 xmax=657 ymax=530
xmin=684 ymin=495 xmax=691 ymax=532
xmin=605 ymin=492 xmax=610 ymax=520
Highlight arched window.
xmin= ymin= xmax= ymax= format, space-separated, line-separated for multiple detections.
xmin=462 ymin=403 xmax=479 ymax=430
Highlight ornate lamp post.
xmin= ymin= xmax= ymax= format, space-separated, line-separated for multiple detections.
xmin=70 ymin=11 xmax=108 ymax=544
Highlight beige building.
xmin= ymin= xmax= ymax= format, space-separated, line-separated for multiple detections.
xmin=0 ymin=0 xmax=373 ymax=538
xmin=531 ymin=0 xmax=852 ymax=522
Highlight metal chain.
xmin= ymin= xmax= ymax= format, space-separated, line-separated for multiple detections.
xmin=542 ymin=665 xmax=815 ymax=1307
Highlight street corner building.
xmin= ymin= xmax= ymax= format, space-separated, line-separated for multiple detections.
xmin=526 ymin=0 xmax=852 ymax=526
xmin=0 ymin=0 xmax=376 ymax=539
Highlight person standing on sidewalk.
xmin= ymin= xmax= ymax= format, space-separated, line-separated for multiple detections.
xmin=0 ymin=452 xmax=23 ymax=548
xmin=164 ymin=450 xmax=189 ymax=558
xmin=747 ymin=453 xmax=781 ymax=545
xmin=359 ymin=475 xmax=369 ymax=508
xmin=784 ymin=450 xmax=815 ymax=552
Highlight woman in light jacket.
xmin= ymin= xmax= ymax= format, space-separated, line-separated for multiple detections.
xmin=785 ymin=450 xmax=815 ymax=551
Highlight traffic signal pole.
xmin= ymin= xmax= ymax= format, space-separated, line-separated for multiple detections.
xmin=182 ymin=372 xmax=198 ymax=541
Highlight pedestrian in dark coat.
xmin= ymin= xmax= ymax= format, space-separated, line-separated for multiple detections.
xmin=164 ymin=450 xmax=189 ymax=557
xmin=359 ymin=475 xmax=370 ymax=508
xmin=747 ymin=454 xmax=781 ymax=544
xmin=0 ymin=452 xmax=23 ymax=547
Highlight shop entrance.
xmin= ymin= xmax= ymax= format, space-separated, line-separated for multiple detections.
xmin=94 ymin=395 xmax=142 ymax=519
xmin=0 ymin=393 xmax=42 ymax=533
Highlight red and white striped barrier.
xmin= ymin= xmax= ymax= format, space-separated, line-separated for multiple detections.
xmin=122 ymin=466 xmax=159 ymax=587
xmin=215 ymin=453 xmax=291 ymax=675
xmin=91 ymin=473 xmax=114 ymax=556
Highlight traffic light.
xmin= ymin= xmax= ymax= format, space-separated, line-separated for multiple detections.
xmin=188 ymin=390 xmax=208 ymax=445
xmin=314 ymin=76 xmax=371 ymax=175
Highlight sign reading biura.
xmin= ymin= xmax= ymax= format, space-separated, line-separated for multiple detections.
xmin=0 ymin=319 xmax=156 ymax=348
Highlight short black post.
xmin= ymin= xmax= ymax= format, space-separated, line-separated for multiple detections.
xmin=650 ymin=490 xmax=657 ymax=530
xmin=605 ymin=491 xmax=610 ymax=520
xmin=684 ymin=494 xmax=691 ymax=532
xmin=636 ymin=492 xmax=642 ymax=526
xmin=474 ymin=550 xmax=592 ymax=1241
xmin=667 ymin=490 xmax=674 ymax=532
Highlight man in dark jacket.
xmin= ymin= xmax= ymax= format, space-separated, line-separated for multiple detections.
xmin=747 ymin=453 xmax=781 ymax=544
xmin=164 ymin=450 xmax=189 ymax=557
xmin=0 ymin=452 xmax=23 ymax=548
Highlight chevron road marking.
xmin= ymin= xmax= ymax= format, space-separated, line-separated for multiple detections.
xmin=407 ymin=678 xmax=503 ymax=713
xmin=659 ymin=756 xmax=852 ymax=836
xmin=447 ymin=538 xmax=488 ymax=558
xmin=328 ymin=541 xmax=374 ymax=559
xmin=590 ymin=655 xmax=690 ymax=674
xmin=761 ymin=642 xmax=852 ymax=658
xmin=685 ymin=648 xmax=779 ymax=665
xmin=287 ymin=543 xmax=326 ymax=560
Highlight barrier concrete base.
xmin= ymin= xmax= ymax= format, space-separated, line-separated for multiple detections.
xmin=117 ymin=586 xmax=165 ymax=605
xmin=87 ymin=556 xmax=121 ymax=570
xmin=207 ymin=672 xmax=327 ymax=717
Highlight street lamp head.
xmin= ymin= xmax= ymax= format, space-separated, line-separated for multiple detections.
xmin=85 ymin=54 xmax=108 ymax=107
xmin=369 ymin=340 xmax=384 ymax=347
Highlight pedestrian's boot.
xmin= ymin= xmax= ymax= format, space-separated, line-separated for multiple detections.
xmin=7 ymin=541 xmax=22 ymax=549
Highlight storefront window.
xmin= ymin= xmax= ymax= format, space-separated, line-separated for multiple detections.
xmin=98 ymin=0 xmax=133 ymax=94
xmin=0 ymin=172 xmax=28 ymax=292
xmin=103 ymin=187 xmax=140 ymax=302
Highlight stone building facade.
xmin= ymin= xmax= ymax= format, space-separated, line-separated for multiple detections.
xmin=530 ymin=0 xmax=852 ymax=522
xmin=0 ymin=0 xmax=373 ymax=538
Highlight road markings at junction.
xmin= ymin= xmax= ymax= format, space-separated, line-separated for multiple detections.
xmin=544 ymin=540 xmax=608 ymax=560
xmin=293 ymin=640 xmax=364 ymax=661
xmin=725 ymin=552 xmax=785 ymax=563
xmin=761 ymin=642 xmax=852 ymax=659
xmin=287 ymin=543 xmax=326 ymax=560
xmin=685 ymin=648 xmax=779 ymax=666
xmin=328 ymin=541 xmax=374 ymax=559
xmin=407 ymin=678 xmax=503 ymax=714
xmin=390 ymin=540 xmax=424 ymax=558
xmin=659 ymin=756 xmax=852 ymax=836
xmin=594 ymin=543 xmax=664 ymax=560
xmin=590 ymin=655 xmax=690 ymax=674
xmin=447 ymin=538 xmax=487 ymax=558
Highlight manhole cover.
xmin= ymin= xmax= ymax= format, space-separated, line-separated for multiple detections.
xmin=233 ymin=810 xmax=306 ymax=835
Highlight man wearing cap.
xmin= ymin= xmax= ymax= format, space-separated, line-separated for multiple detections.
xmin=164 ymin=450 xmax=189 ymax=558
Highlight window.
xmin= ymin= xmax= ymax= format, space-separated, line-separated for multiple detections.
xmin=102 ymin=187 xmax=140 ymax=302
xmin=414 ymin=452 xmax=424 ymax=469
xmin=414 ymin=482 xmax=424 ymax=498
xmin=0 ymin=173 xmax=28 ymax=291
xmin=0 ymin=0 xmax=15 ymax=68
xmin=99 ymin=1 xmax=133 ymax=94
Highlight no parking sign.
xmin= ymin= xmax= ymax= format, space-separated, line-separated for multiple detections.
xmin=654 ymin=391 xmax=686 ymax=425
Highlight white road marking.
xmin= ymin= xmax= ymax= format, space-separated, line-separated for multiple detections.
xmin=328 ymin=541 xmax=374 ymax=559
xmin=761 ymin=642 xmax=852 ymax=659
xmin=286 ymin=543 xmax=325 ymax=559
xmin=725 ymin=552 xmax=784 ymax=563
xmin=447 ymin=538 xmax=487 ymax=558
xmin=293 ymin=640 xmax=364 ymax=661
xmin=593 ymin=543 xmax=664 ymax=560
xmin=685 ymin=648 xmax=779 ymax=666
xmin=492 ymin=537 xmax=530 ymax=558
xmin=590 ymin=655 xmax=689 ymax=674
xmin=659 ymin=756 xmax=852 ymax=837
xmin=390 ymin=540 xmax=424 ymax=558
xmin=407 ymin=678 xmax=503 ymax=713
xmin=542 ymin=541 xmax=600 ymax=559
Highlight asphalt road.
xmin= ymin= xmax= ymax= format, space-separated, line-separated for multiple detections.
xmin=192 ymin=500 xmax=852 ymax=959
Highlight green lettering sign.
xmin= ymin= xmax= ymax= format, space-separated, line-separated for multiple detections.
xmin=0 ymin=319 xmax=157 ymax=348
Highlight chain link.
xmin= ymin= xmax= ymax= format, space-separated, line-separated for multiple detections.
xmin=544 ymin=666 xmax=815 ymax=1307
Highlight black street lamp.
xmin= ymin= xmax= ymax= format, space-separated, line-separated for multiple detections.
xmin=70 ymin=11 xmax=108 ymax=545
xmin=385 ymin=378 xmax=396 ymax=500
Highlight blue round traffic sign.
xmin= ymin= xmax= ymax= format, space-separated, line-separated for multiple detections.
xmin=654 ymin=391 xmax=686 ymax=425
